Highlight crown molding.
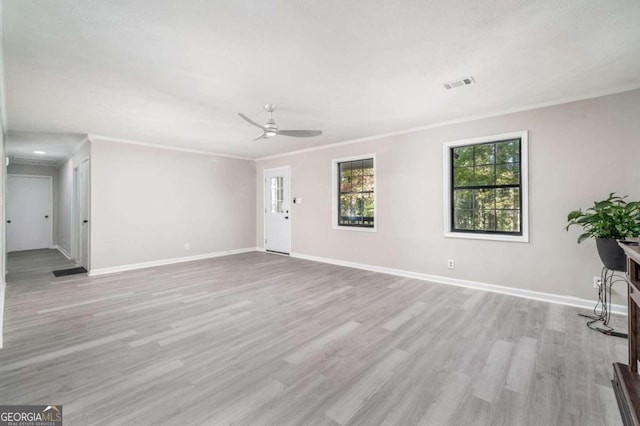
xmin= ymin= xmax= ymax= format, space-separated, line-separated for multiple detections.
xmin=8 ymin=157 xmax=60 ymax=167
xmin=255 ymin=85 xmax=640 ymax=162
xmin=88 ymin=134 xmax=254 ymax=161
xmin=58 ymin=135 xmax=91 ymax=166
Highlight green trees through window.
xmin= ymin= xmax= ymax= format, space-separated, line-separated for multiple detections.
xmin=451 ymin=139 xmax=522 ymax=234
xmin=338 ymin=158 xmax=374 ymax=227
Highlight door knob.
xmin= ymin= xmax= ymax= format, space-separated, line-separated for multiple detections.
xmin=45 ymin=215 xmax=49 ymax=219
xmin=83 ymin=220 xmax=89 ymax=224
xmin=284 ymin=216 xmax=289 ymax=219
xmin=6 ymin=220 xmax=10 ymax=223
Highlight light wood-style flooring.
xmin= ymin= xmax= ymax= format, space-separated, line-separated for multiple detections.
xmin=0 ymin=249 xmax=628 ymax=425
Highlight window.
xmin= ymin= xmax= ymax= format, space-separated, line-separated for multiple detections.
xmin=270 ymin=176 xmax=284 ymax=213
xmin=444 ymin=131 xmax=528 ymax=242
xmin=332 ymin=155 xmax=376 ymax=231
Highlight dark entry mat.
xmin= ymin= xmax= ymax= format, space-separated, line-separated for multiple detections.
xmin=52 ymin=267 xmax=87 ymax=277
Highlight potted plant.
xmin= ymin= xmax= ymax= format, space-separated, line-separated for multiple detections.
xmin=566 ymin=193 xmax=640 ymax=271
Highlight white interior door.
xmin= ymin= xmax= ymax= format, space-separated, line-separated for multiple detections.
xmin=74 ymin=159 xmax=90 ymax=268
xmin=264 ymin=167 xmax=291 ymax=254
xmin=7 ymin=175 xmax=52 ymax=252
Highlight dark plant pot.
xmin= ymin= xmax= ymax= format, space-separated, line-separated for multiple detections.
xmin=595 ymin=238 xmax=626 ymax=272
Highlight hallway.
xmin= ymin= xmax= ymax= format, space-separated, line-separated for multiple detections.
xmin=7 ymin=249 xmax=78 ymax=295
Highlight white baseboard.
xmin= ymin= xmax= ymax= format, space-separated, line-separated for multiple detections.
xmin=89 ymin=247 xmax=258 ymax=277
xmin=290 ymin=252 xmax=628 ymax=316
xmin=53 ymin=244 xmax=72 ymax=260
xmin=87 ymin=246 xmax=627 ymax=316
xmin=0 ymin=280 xmax=5 ymax=349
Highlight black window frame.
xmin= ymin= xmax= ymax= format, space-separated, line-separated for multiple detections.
xmin=450 ymin=138 xmax=523 ymax=236
xmin=337 ymin=158 xmax=375 ymax=228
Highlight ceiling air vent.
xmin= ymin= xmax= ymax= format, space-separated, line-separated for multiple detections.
xmin=443 ymin=76 xmax=475 ymax=90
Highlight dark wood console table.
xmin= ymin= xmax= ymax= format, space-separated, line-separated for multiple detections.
xmin=614 ymin=241 xmax=640 ymax=425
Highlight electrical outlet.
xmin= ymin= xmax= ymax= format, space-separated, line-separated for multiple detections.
xmin=185 ymin=243 xmax=190 ymax=251
xmin=447 ymin=259 xmax=455 ymax=269
xmin=593 ymin=276 xmax=602 ymax=288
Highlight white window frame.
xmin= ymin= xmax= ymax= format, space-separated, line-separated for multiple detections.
xmin=443 ymin=130 xmax=529 ymax=243
xmin=332 ymin=154 xmax=377 ymax=232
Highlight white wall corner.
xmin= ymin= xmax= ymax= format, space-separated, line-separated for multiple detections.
xmin=53 ymin=244 xmax=72 ymax=260
xmin=0 ymin=1 xmax=7 ymax=132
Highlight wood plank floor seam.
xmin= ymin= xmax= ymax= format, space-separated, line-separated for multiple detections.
xmin=0 ymin=249 xmax=626 ymax=425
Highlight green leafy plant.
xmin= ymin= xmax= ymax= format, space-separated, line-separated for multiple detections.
xmin=566 ymin=193 xmax=640 ymax=243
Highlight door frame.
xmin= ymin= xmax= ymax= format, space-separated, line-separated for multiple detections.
xmin=263 ymin=165 xmax=292 ymax=254
xmin=72 ymin=157 xmax=91 ymax=269
xmin=6 ymin=174 xmax=54 ymax=251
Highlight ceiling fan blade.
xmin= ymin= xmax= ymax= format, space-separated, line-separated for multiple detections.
xmin=238 ymin=113 xmax=265 ymax=129
xmin=277 ymin=129 xmax=322 ymax=138
xmin=252 ymin=133 xmax=266 ymax=141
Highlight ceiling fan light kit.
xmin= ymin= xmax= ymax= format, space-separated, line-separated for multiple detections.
xmin=238 ymin=105 xmax=322 ymax=141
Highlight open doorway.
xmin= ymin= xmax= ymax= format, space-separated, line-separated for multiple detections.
xmin=5 ymin=162 xmax=77 ymax=281
xmin=4 ymin=131 xmax=89 ymax=282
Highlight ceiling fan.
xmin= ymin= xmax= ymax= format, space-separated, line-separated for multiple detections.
xmin=238 ymin=105 xmax=322 ymax=141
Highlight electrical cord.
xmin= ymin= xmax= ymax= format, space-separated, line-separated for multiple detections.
xmin=578 ymin=266 xmax=628 ymax=338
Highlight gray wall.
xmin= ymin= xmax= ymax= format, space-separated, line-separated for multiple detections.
xmin=57 ymin=157 xmax=73 ymax=254
xmin=7 ymin=163 xmax=60 ymax=248
xmin=256 ymin=89 xmax=640 ymax=304
xmin=90 ymin=140 xmax=256 ymax=270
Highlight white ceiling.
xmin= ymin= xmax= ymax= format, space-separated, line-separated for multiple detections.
xmin=3 ymin=0 xmax=640 ymax=159
xmin=6 ymin=131 xmax=86 ymax=166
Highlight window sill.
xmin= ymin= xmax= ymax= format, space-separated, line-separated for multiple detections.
xmin=333 ymin=226 xmax=377 ymax=233
xmin=445 ymin=232 xmax=528 ymax=243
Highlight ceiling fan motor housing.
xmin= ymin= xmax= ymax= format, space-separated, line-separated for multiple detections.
xmin=264 ymin=122 xmax=278 ymax=137
xmin=238 ymin=104 xmax=322 ymax=140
